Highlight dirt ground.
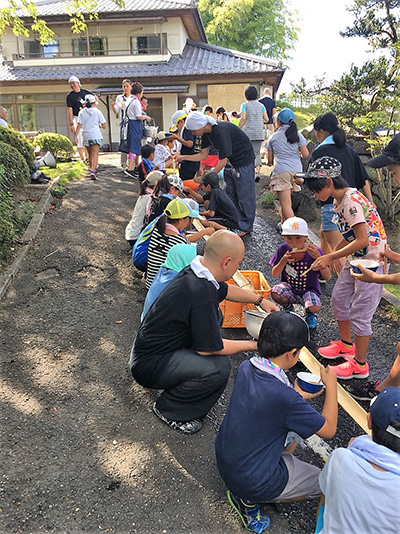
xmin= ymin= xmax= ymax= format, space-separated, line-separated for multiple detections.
xmin=1 ymin=154 xmax=398 ymax=534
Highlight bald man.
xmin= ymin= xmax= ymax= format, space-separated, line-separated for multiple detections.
xmin=130 ymin=231 xmax=278 ymax=434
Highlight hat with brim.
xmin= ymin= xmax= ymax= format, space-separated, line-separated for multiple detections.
xmin=366 ymin=134 xmax=400 ymax=168
xmin=167 ymin=174 xmax=183 ymax=192
xmin=303 ymin=156 xmax=342 ymax=179
xmin=170 ymin=110 xmax=187 ymax=132
xmin=369 ymin=387 xmax=400 ymax=437
xmin=146 ymin=170 xmax=164 ymax=186
xmin=259 ymin=311 xmax=309 ymax=348
xmin=180 ymin=198 xmax=199 ymax=218
xmin=164 ymin=198 xmax=190 ymax=219
xmin=157 ymin=131 xmax=172 ymax=141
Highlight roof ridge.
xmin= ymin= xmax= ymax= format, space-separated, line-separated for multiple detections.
xmin=185 ymin=39 xmax=281 ymax=66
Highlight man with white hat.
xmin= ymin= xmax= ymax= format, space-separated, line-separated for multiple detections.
xmin=175 ymin=111 xmax=256 ymax=236
xmin=66 ymin=76 xmax=93 ymax=162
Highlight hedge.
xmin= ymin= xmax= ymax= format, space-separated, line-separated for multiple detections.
xmin=0 ymin=126 xmax=35 ymax=170
xmin=0 ymin=141 xmax=31 ymax=191
xmin=35 ymin=132 xmax=74 ymax=160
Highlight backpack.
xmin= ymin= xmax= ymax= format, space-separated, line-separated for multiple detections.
xmin=132 ymin=215 xmax=161 ymax=271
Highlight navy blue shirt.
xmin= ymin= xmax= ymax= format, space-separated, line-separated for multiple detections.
xmin=215 ymin=360 xmax=325 ymax=502
xmin=201 ymin=122 xmax=254 ymax=168
xmin=259 ymin=96 xmax=276 ymax=125
xmin=208 ymin=187 xmax=239 ymax=229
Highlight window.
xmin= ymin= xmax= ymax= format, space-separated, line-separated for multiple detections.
xmin=197 ymin=84 xmax=208 ymax=108
xmin=23 ymin=40 xmax=59 ymax=58
xmin=72 ymin=37 xmax=107 ymax=56
xmin=130 ymin=34 xmax=167 ymax=55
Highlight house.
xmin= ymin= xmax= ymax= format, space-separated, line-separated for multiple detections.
xmin=0 ymin=0 xmax=285 ymax=150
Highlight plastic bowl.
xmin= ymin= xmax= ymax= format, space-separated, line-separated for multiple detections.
xmin=244 ymin=309 xmax=269 ymax=339
xmin=350 ymin=259 xmax=379 ymax=274
xmin=297 ymin=372 xmax=323 ymax=393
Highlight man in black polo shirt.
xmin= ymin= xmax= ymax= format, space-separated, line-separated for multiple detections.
xmin=176 ymin=112 xmax=256 ymax=236
xmin=66 ymin=75 xmax=93 ymax=162
xmin=130 ymin=231 xmax=278 ymax=434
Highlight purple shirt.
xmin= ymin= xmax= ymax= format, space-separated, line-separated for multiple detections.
xmin=269 ymin=243 xmax=321 ymax=296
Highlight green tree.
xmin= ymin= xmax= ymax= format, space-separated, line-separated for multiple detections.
xmin=0 ymin=0 xmax=124 ymax=44
xmin=196 ymin=0 xmax=298 ymax=59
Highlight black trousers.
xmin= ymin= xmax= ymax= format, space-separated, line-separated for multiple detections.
xmin=151 ymin=349 xmax=231 ymax=421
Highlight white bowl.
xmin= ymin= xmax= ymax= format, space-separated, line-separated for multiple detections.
xmin=350 ymin=259 xmax=379 ymax=274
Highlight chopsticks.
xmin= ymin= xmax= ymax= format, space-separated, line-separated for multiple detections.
xmin=300 ymin=265 xmax=314 ymax=277
xmin=383 ymin=244 xmax=388 ymax=274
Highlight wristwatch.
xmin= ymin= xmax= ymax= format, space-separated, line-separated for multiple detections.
xmin=69 ymin=122 xmax=74 ymax=126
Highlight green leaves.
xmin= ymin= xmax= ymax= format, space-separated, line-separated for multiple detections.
xmin=197 ymin=0 xmax=298 ymax=59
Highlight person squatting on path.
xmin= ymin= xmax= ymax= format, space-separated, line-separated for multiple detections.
xmin=266 ymin=108 xmax=309 ymax=229
xmin=315 ymin=387 xmax=400 ymax=534
xmin=129 ymin=230 xmax=278 ymax=434
xmin=215 ymin=312 xmax=337 ymax=533
xmin=269 ymin=217 xmax=331 ymax=329
xmin=304 ymin=156 xmax=387 ymax=380
xmin=75 ymin=94 xmax=106 ymax=181
xmin=176 ymin=111 xmax=256 ymax=236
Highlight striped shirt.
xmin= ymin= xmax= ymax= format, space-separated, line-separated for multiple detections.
xmin=145 ymin=228 xmax=188 ymax=289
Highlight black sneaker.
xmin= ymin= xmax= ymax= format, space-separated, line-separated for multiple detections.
xmin=318 ymin=274 xmax=327 ymax=284
xmin=124 ymin=169 xmax=136 ymax=178
xmin=152 ymin=403 xmax=202 ymax=434
xmin=346 ymin=380 xmax=381 ymax=401
xmin=227 ymin=491 xmax=270 ymax=533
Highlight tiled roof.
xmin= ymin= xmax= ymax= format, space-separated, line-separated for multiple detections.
xmin=0 ymin=40 xmax=283 ymax=83
xmin=17 ymin=0 xmax=195 ymax=17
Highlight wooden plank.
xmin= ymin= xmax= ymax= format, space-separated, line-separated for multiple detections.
xmin=299 ymin=346 xmax=370 ymax=434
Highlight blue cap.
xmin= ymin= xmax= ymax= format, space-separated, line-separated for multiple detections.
xmin=277 ymin=107 xmax=295 ymax=124
xmin=181 ymin=198 xmax=199 ymax=218
xmin=370 ymin=387 xmax=400 ymax=437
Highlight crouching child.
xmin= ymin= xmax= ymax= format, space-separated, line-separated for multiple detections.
xmin=215 ymin=311 xmax=338 ymax=533
xmin=315 ymin=387 xmax=400 ymax=534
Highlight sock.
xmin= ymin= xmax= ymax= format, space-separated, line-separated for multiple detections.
xmin=355 ymin=359 xmax=366 ymax=367
xmin=341 ymin=339 xmax=353 ymax=347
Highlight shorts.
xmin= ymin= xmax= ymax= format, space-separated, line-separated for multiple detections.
xmin=269 ymin=452 xmax=321 ymax=502
xmin=321 ymin=203 xmax=339 ymax=232
xmin=270 ymin=171 xmax=301 ymax=193
xmin=272 ymin=282 xmax=321 ymax=309
xmin=73 ymin=116 xmax=83 ymax=148
xmin=83 ymin=139 xmax=103 ymax=147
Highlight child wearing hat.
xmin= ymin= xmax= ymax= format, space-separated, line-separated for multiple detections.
xmin=304 ymin=156 xmax=387 ymax=380
xmin=215 ymin=311 xmax=338 ymax=534
xmin=154 ymin=132 xmax=173 ymax=170
xmin=315 ymin=387 xmax=400 ymax=534
xmin=125 ymin=170 xmax=164 ymax=247
xmin=75 ymin=94 xmax=106 ymax=180
xmin=145 ymin=198 xmax=214 ymax=288
xmin=265 ymin=108 xmax=309 ymax=231
xmin=269 ymin=216 xmax=331 ymax=329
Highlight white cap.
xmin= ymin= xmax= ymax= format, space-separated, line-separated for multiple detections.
xmin=85 ymin=94 xmax=96 ymax=104
xmin=68 ymin=76 xmax=81 ymax=85
xmin=281 ymin=217 xmax=309 ymax=237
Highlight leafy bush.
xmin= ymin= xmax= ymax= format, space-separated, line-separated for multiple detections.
xmin=261 ymin=191 xmax=276 ymax=206
xmin=0 ymin=142 xmax=30 ymax=190
xmin=0 ymin=126 xmax=35 ymax=169
xmin=35 ymin=132 xmax=74 ymax=160
xmin=51 ymin=184 xmax=69 ymax=198
xmin=0 ymin=168 xmax=16 ymax=269
xmin=13 ymin=200 xmax=36 ymax=236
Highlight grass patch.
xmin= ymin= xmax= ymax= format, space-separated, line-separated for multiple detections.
xmin=261 ymin=191 xmax=276 ymax=206
xmin=388 ymin=305 xmax=400 ymax=320
xmin=385 ymin=284 xmax=400 ymax=299
xmin=45 ymin=161 xmax=86 ymax=199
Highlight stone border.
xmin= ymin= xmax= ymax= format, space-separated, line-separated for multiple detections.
xmin=0 ymin=177 xmax=59 ymax=300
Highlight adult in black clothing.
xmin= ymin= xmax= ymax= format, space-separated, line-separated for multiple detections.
xmin=309 ymin=113 xmax=373 ymax=268
xmin=66 ymin=75 xmax=93 ymax=162
xmin=176 ymin=112 xmax=256 ymax=235
xmin=130 ymin=230 xmax=278 ymax=434
xmin=259 ymin=87 xmax=276 ymax=132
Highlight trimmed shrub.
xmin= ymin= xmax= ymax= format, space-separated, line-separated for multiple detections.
xmin=35 ymin=132 xmax=74 ymax=160
xmin=0 ymin=167 xmax=16 ymax=269
xmin=0 ymin=126 xmax=35 ymax=169
xmin=0 ymin=142 xmax=30 ymax=190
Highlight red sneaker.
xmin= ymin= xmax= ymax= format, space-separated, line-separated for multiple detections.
xmin=330 ymin=356 xmax=369 ymax=380
xmin=318 ymin=339 xmax=355 ymax=359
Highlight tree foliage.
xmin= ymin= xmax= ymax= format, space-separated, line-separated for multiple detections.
xmin=196 ymin=0 xmax=298 ymax=59
xmin=0 ymin=0 xmax=124 ymax=44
